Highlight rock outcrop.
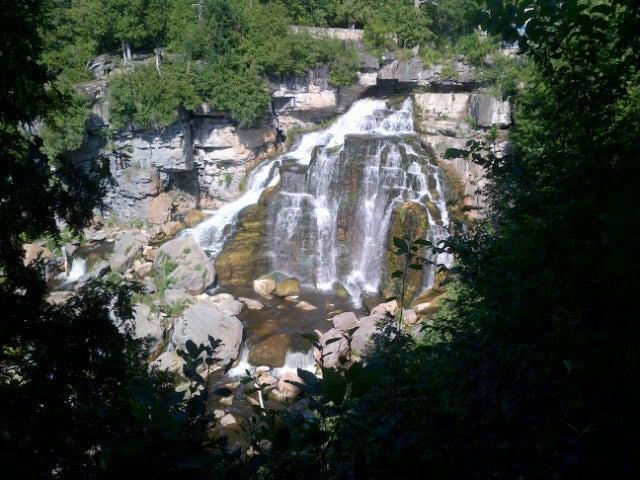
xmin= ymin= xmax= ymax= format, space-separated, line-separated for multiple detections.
xmin=171 ymin=300 xmax=243 ymax=366
xmin=154 ymin=237 xmax=214 ymax=295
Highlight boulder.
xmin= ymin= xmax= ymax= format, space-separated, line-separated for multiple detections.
xmin=147 ymin=192 xmax=174 ymax=225
xmin=23 ymin=243 xmax=52 ymax=266
xmin=371 ymin=299 xmax=398 ymax=316
xmin=183 ymin=209 xmax=206 ymax=227
xmin=220 ymin=413 xmax=237 ymax=428
xmin=134 ymin=261 xmax=154 ymax=278
xmin=164 ymin=288 xmax=190 ymax=304
xmin=161 ymin=221 xmax=184 ymax=237
xmin=151 ymin=351 xmax=184 ymax=374
xmin=248 ymin=334 xmax=289 ymax=368
xmin=351 ymin=314 xmax=385 ymax=357
xmin=253 ymin=275 xmax=277 ymax=299
xmin=277 ymin=371 xmax=303 ymax=398
xmin=46 ymin=290 xmax=74 ymax=306
xmin=131 ymin=303 xmax=164 ymax=354
xmin=331 ymin=312 xmax=358 ymax=331
xmin=239 ymin=297 xmax=265 ymax=310
xmin=110 ymin=232 xmax=143 ymax=272
xmin=209 ymin=293 xmax=243 ymax=316
xmin=314 ymin=328 xmax=349 ymax=369
xmin=154 ymin=237 xmax=214 ymax=295
xmin=171 ymin=300 xmax=243 ymax=366
xmin=258 ymin=374 xmax=278 ymax=389
xmin=295 ymin=301 xmax=317 ymax=311
xmin=275 ymin=278 xmax=300 ymax=297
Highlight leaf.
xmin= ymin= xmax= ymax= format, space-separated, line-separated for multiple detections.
xmin=392 ymin=237 xmax=409 ymax=255
xmin=413 ymin=239 xmax=432 ymax=246
xmin=409 ymin=264 xmax=423 ymax=270
xmin=391 ymin=270 xmax=403 ymax=279
xmin=321 ymin=368 xmax=347 ymax=406
xmin=444 ymin=147 xmax=469 ymax=159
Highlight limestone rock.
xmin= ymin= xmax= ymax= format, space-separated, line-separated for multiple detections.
xmin=154 ymin=237 xmax=214 ymax=295
xmin=164 ymin=288 xmax=190 ymax=305
xmin=151 ymin=351 xmax=185 ymax=374
xmin=46 ymin=290 xmax=74 ymax=306
xmin=220 ymin=413 xmax=237 ymax=427
xmin=110 ymin=232 xmax=143 ymax=272
xmin=23 ymin=243 xmax=52 ymax=266
xmin=331 ymin=312 xmax=358 ymax=331
xmin=295 ymin=301 xmax=317 ymax=311
xmin=183 ymin=209 xmax=206 ymax=227
xmin=468 ymin=94 xmax=511 ymax=128
xmin=161 ymin=221 xmax=184 ymax=237
xmin=147 ymin=193 xmax=174 ymax=225
xmin=134 ymin=261 xmax=154 ymax=278
xmin=131 ymin=303 xmax=164 ymax=354
xmin=277 ymin=371 xmax=303 ymax=398
xmin=171 ymin=300 xmax=243 ymax=366
xmin=239 ymin=297 xmax=265 ymax=310
xmin=371 ymin=300 xmax=398 ymax=316
xmin=253 ymin=275 xmax=277 ymax=299
xmin=208 ymin=293 xmax=243 ymax=316
xmin=351 ymin=314 xmax=385 ymax=356
xmin=314 ymin=328 xmax=349 ymax=369
xmin=275 ymin=278 xmax=300 ymax=297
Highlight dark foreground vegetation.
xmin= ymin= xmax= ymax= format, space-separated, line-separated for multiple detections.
xmin=1 ymin=1 xmax=639 ymax=479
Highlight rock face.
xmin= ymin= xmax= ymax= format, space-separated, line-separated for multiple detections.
xmin=154 ymin=237 xmax=214 ymax=295
xmin=468 ymin=94 xmax=512 ymax=128
xmin=131 ymin=303 xmax=164 ymax=354
xmin=214 ymin=188 xmax=275 ymax=285
xmin=171 ymin=300 xmax=243 ymax=366
xmin=110 ymin=232 xmax=143 ymax=272
xmin=380 ymin=201 xmax=431 ymax=303
xmin=147 ymin=192 xmax=174 ymax=225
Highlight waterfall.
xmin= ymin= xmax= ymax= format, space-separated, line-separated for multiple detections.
xmin=66 ymin=257 xmax=87 ymax=283
xmin=187 ymin=97 xmax=453 ymax=303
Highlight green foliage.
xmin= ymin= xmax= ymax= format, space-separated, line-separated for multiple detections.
xmin=455 ymin=31 xmax=499 ymax=66
xmin=39 ymin=88 xmax=90 ymax=160
xmin=364 ymin=0 xmax=433 ymax=51
xmin=108 ymin=62 xmax=200 ymax=130
xmin=440 ymin=63 xmax=458 ymax=80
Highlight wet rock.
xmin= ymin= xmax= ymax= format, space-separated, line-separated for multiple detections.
xmin=285 ymin=295 xmax=300 ymax=303
xmin=183 ymin=209 xmax=206 ymax=227
xmin=110 ymin=232 xmax=143 ymax=272
xmin=74 ymin=260 xmax=111 ymax=290
xmin=248 ymin=334 xmax=289 ymax=368
xmin=275 ymin=278 xmax=300 ymax=297
xmin=239 ymin=297 xmax=264 ymax=310
xmin=171 ymin=300 xmax=243 ymax=366
xmin=332 ymin=312 xmax=358 ymax=331
xmin=253 ymin=275 xmax=277 ymax=299
xmin=332 ymin=281 xmax=349 ymax=298
xmin=154 ymin=237 xmax=214 ymax=295
xmin=295 ymin=301 xmax=317 ymax=311
xmin=161 ymin=221 xmax=184 ymax=237
xmin=209 ymin=293 xmax=243 ymax=316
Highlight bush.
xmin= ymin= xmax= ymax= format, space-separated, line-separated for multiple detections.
xmin=456 ymin=31 xmax=499 ymax=66
xmin=108 ymin=62 xmax=200 ymax=130
xmin=40 ymin=88 xmax=91 ymax=160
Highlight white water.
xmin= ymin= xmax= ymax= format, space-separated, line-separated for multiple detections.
xmin=65 ymin=257 xmax=87 ymax=283
xmin=186 ymin=97 xmax=452 ymax=303
xmin=227 ymin=346 xmax=316 ymax=378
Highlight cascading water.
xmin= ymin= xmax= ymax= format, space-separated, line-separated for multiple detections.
xmin=186 ymin=97 xmax=452 ymax=303
xmin=65 ymin=257 xmax=87 ymax=283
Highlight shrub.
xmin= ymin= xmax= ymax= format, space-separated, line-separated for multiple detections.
xmin=455 ymin=31 xmax=499 ymax=66
xmin=40 ymin=88 xmax=91 ymax=160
